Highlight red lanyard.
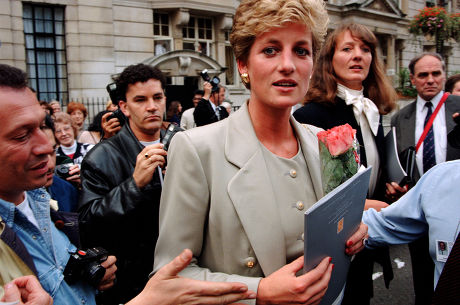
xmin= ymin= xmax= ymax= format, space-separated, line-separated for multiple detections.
xmin=415 ymin=92 xmax=450 ymax=153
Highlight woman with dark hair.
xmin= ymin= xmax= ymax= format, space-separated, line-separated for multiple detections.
xmin=445 ymin=73 xmax=460 ymax=95
xmin=166 ymin=100 xmax=182 ymax=125
xmin=293 ymin=23 xmax=397 ymax=304
xmin=79 ymin=110 xmax=111 ymax=144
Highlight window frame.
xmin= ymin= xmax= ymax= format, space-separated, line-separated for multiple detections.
xmin=23 ymin=3 xmax=68 ymax=102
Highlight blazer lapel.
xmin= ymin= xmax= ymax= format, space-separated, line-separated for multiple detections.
xmin=291 ymin=119 xmax=324 ymax=200
xmin=225 ymin=103 xmax=286 ymax=276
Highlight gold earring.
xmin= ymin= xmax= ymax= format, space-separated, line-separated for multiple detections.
xmin=240 ymin=73 xmax=250 ymax=84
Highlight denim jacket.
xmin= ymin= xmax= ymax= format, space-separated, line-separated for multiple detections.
xmin=0 ymin=188 xmax=96 ymax=305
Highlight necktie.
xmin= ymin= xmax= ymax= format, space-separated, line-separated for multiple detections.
xmin=215 ymin=107 xmax=220 ymax=120
xmin=423 ymin=102 xmax=436 ymax=173
xmin=431 ymin=233 xmax=460 ymax=304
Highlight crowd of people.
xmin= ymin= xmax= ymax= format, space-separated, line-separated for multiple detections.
xmin=1 ymin=0 xmax=459 ymax=304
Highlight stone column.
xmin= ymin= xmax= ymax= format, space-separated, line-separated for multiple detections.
xmin=386 ymin=35 xmax=396 ymax=85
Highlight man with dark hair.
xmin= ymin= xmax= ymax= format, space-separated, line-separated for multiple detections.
xmin=387 ymin=53 xmax=460 ymax=305
xmin=0 ymin=64 xmax=255 ymax=305
xmin=193 ymin=82 xmax=228 ymax=126
xmin=78 ymin=63 xmax=181 ymax=304
xmin=0 ymin=64 xmax=117 ymax=304
xmin=180 ymin=89 xmax=204 ymax=130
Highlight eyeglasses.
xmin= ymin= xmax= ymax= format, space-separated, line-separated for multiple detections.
xmin=55 ymin=126 xmax=72 ymax=135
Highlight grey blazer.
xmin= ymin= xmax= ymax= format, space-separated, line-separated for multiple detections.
xmin=390 ymin=94 xmax=460 ymax=181
xmin=154 ymin=102 xmax=324 ymax=303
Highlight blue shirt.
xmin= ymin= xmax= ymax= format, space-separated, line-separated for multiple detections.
xmin=0 ymin=188 xmax=96 ymax=304
xmin=363 ymin=160 xmax=460 ymax=288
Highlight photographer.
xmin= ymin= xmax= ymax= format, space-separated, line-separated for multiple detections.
xmin=193 ymin=78 xmax=228 ymax=127
xmin=0 ymin=64 xmax=116 ymax=305
xmin=78 ymin=64 xmax=181 ymax=304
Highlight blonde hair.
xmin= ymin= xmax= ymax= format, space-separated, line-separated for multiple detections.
xmin=230 ymin=0 xmax=329 ymax=66
xmin=54 ymin=112 xmax=79 ymax=139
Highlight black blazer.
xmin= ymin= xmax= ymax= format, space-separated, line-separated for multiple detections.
xmin=390 ymin=94 xmax=460 ymax=182
xmin=194 ymin=98 xmax=229 ymax=127
xmin=293 ymin=97 xmax=386 ymax=199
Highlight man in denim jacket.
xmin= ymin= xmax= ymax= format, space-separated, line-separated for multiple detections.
xmin=0 ymin=64 xmax=117 ymax=304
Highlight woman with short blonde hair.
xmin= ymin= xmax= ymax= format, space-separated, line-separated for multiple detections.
xmin=154 ymin=2 xmax=367 ymax=304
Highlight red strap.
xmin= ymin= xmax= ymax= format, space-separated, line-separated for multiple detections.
xmin=415 ymin=92 xmax=450 ymax=153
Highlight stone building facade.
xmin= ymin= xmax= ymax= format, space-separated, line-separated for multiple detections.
xmin=0 ymin=0 xmax=459 ymax=109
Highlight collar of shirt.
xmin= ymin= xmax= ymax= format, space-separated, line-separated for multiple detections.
xmin=0 ymin=189 xmax=50 ymax=231
xmin=208 ymin=99 xmax=217 ymax=112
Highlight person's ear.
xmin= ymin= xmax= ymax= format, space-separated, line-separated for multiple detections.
xmin=409 ymin=74 xmax=415 ymax=86
xmin=237 ymin=59 xmax=248 ymax=75
xmin=118 ymin=100 xmax=130 ymax=118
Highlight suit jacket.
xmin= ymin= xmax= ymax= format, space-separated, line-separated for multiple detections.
xmin=154 ymin=102 xmax=324 ymax=303
xmin=293 ymin=98 xmax=387 ymax=200
xmin=193 ymin=98 xmax=229 ymax=127
xmin=390 ymin=94 xmax=460 ymax=182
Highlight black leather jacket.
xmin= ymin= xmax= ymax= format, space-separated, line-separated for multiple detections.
xmin=78 ymin=123 xmax=180 ymax=304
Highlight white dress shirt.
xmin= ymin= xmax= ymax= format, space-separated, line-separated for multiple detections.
xmin=415 ymin=91 xmax=447 ymax=174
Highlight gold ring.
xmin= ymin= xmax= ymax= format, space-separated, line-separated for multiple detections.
xmin=144 ymin=153 xmax=149 ymax=159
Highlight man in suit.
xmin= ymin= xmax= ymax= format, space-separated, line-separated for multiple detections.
xmin=193 ymin=82 xmax=228 ymax=127
xmin=387 ymin=52 xmax=460 ymax=305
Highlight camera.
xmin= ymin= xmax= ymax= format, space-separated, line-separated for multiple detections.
xmin=161 ymin=123 xmax=179 ymax=151
xmin=55 ymin=163 xmax=72 ymax=180
xmin=106 ymin=82 xmax=124 ymax=106
xmin=106 ymin=82 xmax=126 ymax=126
xmin=107 ymin=108 xmax=126 ymax=126
xmin=200 ymin=69 xmax=220 ymax=93
xmin=64 ymin=247 xmax=108 ymax=287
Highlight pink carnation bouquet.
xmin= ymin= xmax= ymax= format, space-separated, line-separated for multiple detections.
xmin=317 ymin=124 xmax=359 ymax=194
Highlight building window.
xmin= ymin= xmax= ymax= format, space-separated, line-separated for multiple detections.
xmin=23 ymin=4 xmax=67 ymax=102
xmin=183 ymin=17 xmax=213 ymax=56
xmin=154 ymin=12 xmax=169 ymax=36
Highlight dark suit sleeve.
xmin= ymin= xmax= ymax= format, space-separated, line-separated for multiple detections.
xmin=194 ymin=98 xmax=217 ymax=127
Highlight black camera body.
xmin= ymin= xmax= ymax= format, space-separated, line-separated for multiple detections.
xmin=55 ymin=163 xmax=72 ymax=180
xmin=106 ymin=82 xmax=126 ymax=126
xmin=107 ymin=108 xmax=126 ymax=126
xmin=161 ymin=123 xmax=178 ymax=151
xmin=64 ymin=247 xmax=108 ymax=287
xmin=200 ymin=69 xmax=220 ymax=93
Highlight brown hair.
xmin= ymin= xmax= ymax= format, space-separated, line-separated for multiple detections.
xmin=306 ymin=23 xmax=396 ymax=114
xmin=66 ymin=101 xmax=88 ymax=118
xmin=53 ymin=112 xmax=79 ymax=139
xmin=230 ymin=0 xmax=329 ymax=88
xmin=445 ymin=73 xmax=460 ymax=94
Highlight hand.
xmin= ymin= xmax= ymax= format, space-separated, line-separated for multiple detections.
xmin=1 ymin=275 xmax=53 ymax=305
xmin=385 ymin=182 xmax=408 ymax=202
xmin=364 ymin=199 xmax=389 ymax=211
xmin=126 ymin=249 xmax=255 ymax=305
xmin=133 ymin=144 xmax=167 ymax=189
xmin=345 ymin=222 xmax=368 ymax=256
xmin=66 ymin=164 xmax=81 ymax=185
xmin=203 ymin=82 xmax=212 ymax=100
xmin=97 ymin=255 xmax=117 ymax=291
xmin=101 ymin=112 xmax=122 ymax=139
xmin=256 ymin=256 xmax=332 ymax=305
